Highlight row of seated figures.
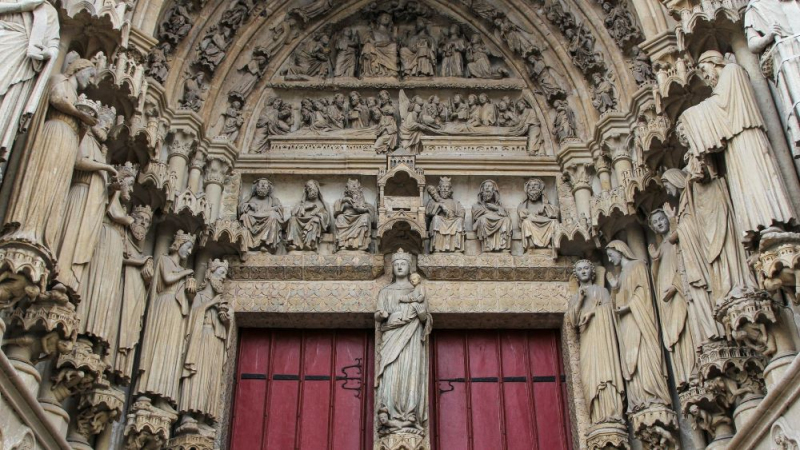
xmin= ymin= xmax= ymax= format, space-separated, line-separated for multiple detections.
xmin=237 ymin=157 xmax=560 ymax=257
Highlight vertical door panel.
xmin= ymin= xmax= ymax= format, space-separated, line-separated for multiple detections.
xmin=298 ymin=332 xmax=333 ymax=450
xmin=467 ymin=333 xmax=504 ymax=450
xmin=434 ymin=331 xmax=470 ymax=450
xmin=332 ymin=331 xmax=368 ymax=450
xmin=230 ymin=330 xmax=271 ymax=450
xmin=264 ymin=332 xmax=302 ymax=450
xmin=529 ymin=331 xmax=570 ymax=450
xmin=500 ymin=332 xmax=537 ymax=450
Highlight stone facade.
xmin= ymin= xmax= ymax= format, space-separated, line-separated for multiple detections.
xmin=0 ymin=0 xmax=799 ymax=449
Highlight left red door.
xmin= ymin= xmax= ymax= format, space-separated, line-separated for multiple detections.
xmin=230 ymin=329 xmax=374 ymax=450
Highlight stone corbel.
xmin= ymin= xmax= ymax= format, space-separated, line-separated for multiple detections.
xmin=68 ymin=382 xmax=125 ymax=448
xmin=123 ymin=397 xmax=178 ymax=450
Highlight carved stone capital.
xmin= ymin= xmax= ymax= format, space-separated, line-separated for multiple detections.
xmin=123 ymin=397 xmax=178 ymax=450
xmin=190 ymin=151 xmax=207 ymax=171
xmin=697 ymin=340 xmax=767 ymax=407
xmin=51 ymin=339 xmax=106 ymax=402
xmin=586 ymin=422 xmax=630 ymax=450
xmin=166 ymin=433 xmax=215 ymax=450
xmin=629 ymin=405 xmax=679 ymax=450
xmin=204 ymin=158 xmax=230 ymax=186
xmin=715 ymin=285 xmax=780 ymax=357
xmin=72 ymin=384 xmax=126 ymax=442
xmin=562 ymin=163 xmax=593 ymax=193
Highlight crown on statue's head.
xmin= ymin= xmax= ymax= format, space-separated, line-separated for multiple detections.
xmin=391 ymin=248 xmax=412 ymax=263
xmin=439 ymin=176 xmax=452 ymax=185
xmin=132 ymin=204 xmax=153 ymax=219
xmin=174 ymin=229 xmax=196 ymax=246
xmin=116 ymin=161 xmax=139 ymax=179
xmin=209 ymin=258 xmax=229 ymax=272
xmin=75 ymin=94 xmax=101 ymax=118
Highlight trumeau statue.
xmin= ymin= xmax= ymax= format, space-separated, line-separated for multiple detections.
xmin=239 ymin=178 xmax=285 ymax=253
xmin=334 ymin=179 xmax=375 ymax=251
xmin=375 ymin=249 xmax=431 ymax=441
xmin=605 ymin=240 xmax=673 ymax=413
xmin=745 ymin=0 xmax=800 ymax=154
xmin=135 ymin=230 xmax=196 ymax=409
xmin=661 ymin=168 xmax=727 ymax=345
xmin=55 ymin=104 xmax=117 ymax=292
xmin=678 ymin=50 xmax=795 ymax=239
xmin=0 ymin=0 xmax=60 ymax=161
xmin=518 ymin=178 xmax=559 ymax=250
xmin=112 ymin=204 xmax=154 ymax=381
xmin=648 ymin=209 xmax=696 ymax=389
xmin=286 ymin=180 xmax=331 ymax=251
xmin=472 ymin=179 xmax=512 ymax=252
xmin=3 ymin=58 xmax=97 ymax=251
xmin=566 ymin=260 xmax=625 ymax=426
xmin=76 ymin=163 xmax=138 ymax=352
xmin=179 ymin=259 xmax=230 ymax=428
xmin=426 ymin=177 xmax=466 ymax=253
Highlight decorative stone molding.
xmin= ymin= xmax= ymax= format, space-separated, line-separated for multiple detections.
xmin=92 ymin=49 xmax=149 ymax=103
xmin=229 ymin=253 xmax=385 ymax=281
xmin=166 ymin=433 xmax=215 ymax=450
xmin=123 ymin=397 xmax=178 ymax=450
xmin=417 ymin=254 xmax=575 ymax=282
xmin=586 ymin=422 xmax=630 ymax=450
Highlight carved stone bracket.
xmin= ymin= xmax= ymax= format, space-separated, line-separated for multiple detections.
xmin=629 ymin=405 xmax=679 ymax=450
xmin=51 ymin=339 xmax=106 ymax=403
xmin=0 ymin=240 xmax=53 ymax=328
xmin=71 ymin=383 xmax=125 ymax=444
xmin=753 ymin=230 xmax=800 ymax=302
xmin=166 ymin=433 xmax=215 ymax=450
xmin=586 ymin=422 xmax=629 ymax=450
xmin=679 ymin=381 xmax=735 ymax=445
xmin=5 ymin=291 xmax=79 ymax=363
xmin=123 ymin=397 xmax=178 ymax=450
xmin=715 ymin=286 xmax=780 ymax=357
xmin=377 ymin=433 xmax=427 ymax=450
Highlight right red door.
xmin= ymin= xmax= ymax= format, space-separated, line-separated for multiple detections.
xmin=432 ymin=329 xmax=573 ymax=450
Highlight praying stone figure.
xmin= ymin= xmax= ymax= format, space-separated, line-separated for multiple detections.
xmin=661 ymin=168 xmax=727 ymax=345
xmin=286 ymin=180 xmax=330 ymax=251
xmin=112 ymin=205 xmax=154 ymax=381
xmin=135 ymin=230 xmax=197 ymax=410
xmin=375 ymin=249 xmax=431 ymax=443
xmin=239 ymin=178 xmax=285 ymax=253
xmin=518 ymin=178 xmax=558 ymax=251
xmin=179 ymin=259 xmax=230 ymax=429
xmin=648 ymin=209 xmax=696 ymax=389
xmin=334 ymin=179 xmax=375 ymax=251
xmin=426 ymin=177 xmax=465 ymax=253
xmin=678 ymin=50 xmax=794 ymax=240
xmin=360 ymin=13 xmax=399 ymax=77
xmin=55 ymin=105 xmax=117 ymax=292
xmin=472 ymin=180 xmax=512 ymax=252
xmin=566 ymin=260 xmax=625 ymax=427
xmin=605 ymin=240 xmax=672 ymax=413
xmin=0 ymin=0 xmax=60 ymax=161
xmin=3 ymin=57 xmax=97 ymax=251
xmin=745 ymin=0 xmax=800 ymax=154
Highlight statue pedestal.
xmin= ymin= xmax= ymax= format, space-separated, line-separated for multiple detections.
xmin=376 ymin=433 xmax=428 ymax=450
xmin=585 ymin=422 xmax=629 ymax=449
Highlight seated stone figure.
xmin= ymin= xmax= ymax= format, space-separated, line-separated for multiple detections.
xmin=472 ymin=179 xmax=512 ymax=252
xmin=334 ymin=179 xmax=375 ymax=251
xmin=425 ymin=177 xmax=465 ymax=253
xmin=517 ymin=177 xmax=559 ymax=250
xmin=239 ymin=178 xmax=285 ymax=252
xmin=285 ymin=180 xmax=331 ymax=251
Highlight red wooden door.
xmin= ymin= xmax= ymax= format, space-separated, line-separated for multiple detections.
xmin=432 ymin=330 xmax=572 ymax=450
xmin=230 ymin=329 xmax=374 ymax=450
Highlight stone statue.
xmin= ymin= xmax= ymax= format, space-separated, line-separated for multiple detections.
xmin=591 ymin=72 xmax=617 ymax=113
xmin=493 ymin=16 xmax=535 ymax=56
xmin=250 ymin=97 xmax=292 ymax=153
xmin=282 ymin=33 xmax=332 ymax=79
xmin=566 ymin=25 xmax=602 ymax=73
xmin=553 ymin=99 xmax=577 ymax=143
xmin=231 ymin=46 xmax=269 ymax=100
xmin=217 ymin=100 xmax=244 ymax=141
xmin=472 ymin=179 xmax=512 ymax=252
xmin=289 ymin=0 xmax=334 ymax=23
xmin=679 ymin=50 xmax=795 ymax=239
xmin=518 ymin=178 xmax=559 ymax=250
xmin=55 ymin=104 xmax=117 ymax=292
xmin=375 ymin=249 xmax=431 ymax=439
xmin=440 ymin=24 xmax=466 ymax=77
xmin=347 ymin=91 xmax=371 ymax=128
xmin=135 ymin=230 xmax=197 ymax=410
xmin=525 ymin=52 xmax=565 ymax=100
xmin=745 ymin=0 xmax=800 ymax=154
xmin=146 ymin=43 xmax=170 ymax=84
xmin=180 ymin=71 xmax=207 ymax=111
xmin=76 ymin=163 xmax=138 ymax=354
xmin=326 ymin=93 xmax=346 ymax=129
xmin=286 ymin=180 xmax=330 ymax=251
xmin=510 ymin=98 xmax=543 ymax=154
xmin=3 ymin=58 xmax=97 ymax=251
xmin=648 ymin=209 xmax=696 ymax=389
xmin=605 ymin=240 xmax=672 ymax=413
xmin=630 ymin=46 xmax=654 ymax=85
xmin=159 ymin=0 xmax=193 ymax=45
xmin=373 ymin=90 xmax=398 ymax=153
xmin=359 ymin=13 xmax=398 ymax=77
xmin=334 ymin=179 xmax=375 ymax=251
xmin=400 ymin=18 xmax=436 ymax=77
xmin=426 ymin=177 xmax=465 ymax=253
xmin=112 ymin=204 xmax=154 ymax=381
xmin=238 ymin=178 xmax=285 ymax=252
xmin=179 ymin=259 xmax=230 ymax=428
xmin=566 ymin=260 xmax=625 ymax=425
xmin=660 ymin=168 xmax=727 ymax=345
xmin=0 ymin=0 xmax=60 ymax=160
xmin=602 ymin=1 xmax=641 ymax=47
xmin=466 ymin=35 xmax=506 ymax=79
xmin=334 ymin=28 xmax=358 ymax=78
xmin=196 ymin=25 xmax=232 ymax=72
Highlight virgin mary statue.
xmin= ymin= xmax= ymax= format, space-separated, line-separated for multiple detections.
xmin=375 ymin=249 xmax=431 ymax=438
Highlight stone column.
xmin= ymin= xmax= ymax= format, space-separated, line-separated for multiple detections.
xmin=204 ymin=157 xmax=230 ymax=223
xmin=167 ymin=131 xmax=195 ymax=194
xmin=564 ymin=163 xmax=594 ymax=226
xmin=610 ymin=145 xmax=633 ymax=188
xmin=593 ymin=152 xmax=613 ymax=192
xmin=187 ymin=150 xmax=206 ymax=194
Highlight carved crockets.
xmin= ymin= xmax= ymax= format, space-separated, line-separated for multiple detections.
xmin=375 ymin=249 xmax=431 ymax=450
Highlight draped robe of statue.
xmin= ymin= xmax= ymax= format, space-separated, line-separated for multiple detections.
xmin=113 ymin=231 xmax=151 ymax=379
xmin=56 ymin=125 xmax=109 ymax=291
xmin=472 ymin=199 xmax=511 ymax=251
xmin=135 ymin=255 xmax=191 ymax=404
xmin=76 ymin=190 xmax=129 ymax=351
xmin=426 ymin=197 xmax=465 ymax=252
xmin=651 ymin=233 xmax=695 ymax=388
xmin=334 ymin=195 xmax=374 ymax=251
xmin=180 ymin=288 xmax=228 ymax=419
xmin=678 ymin=63 xmax=794 ymax=237
xmin=567 ymin=284 xmax=625 ymax=425
xmin=615 ymin=259 xmax=672 ymax=412
xmin=239 ymin=193 xmax=284 ymax=250
xmin=517 ymin=196 xmax=558 ymax=249
xmin=360 ymin=25 xmax=398 ymax=77
xmin=4 ymin=70 xmax=85 ymax=250
xmin=0 ymin=1 xmax=59 ymax=159
xmin=376 ymin=278 xmax=430 ymax=432
xmin=441 ymin=34 xmax=465 ymax=77
xmin=745 ymin=0 xmax=800 ymax=154
xmin=286 ymin=191 xmax=330 ymax=251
